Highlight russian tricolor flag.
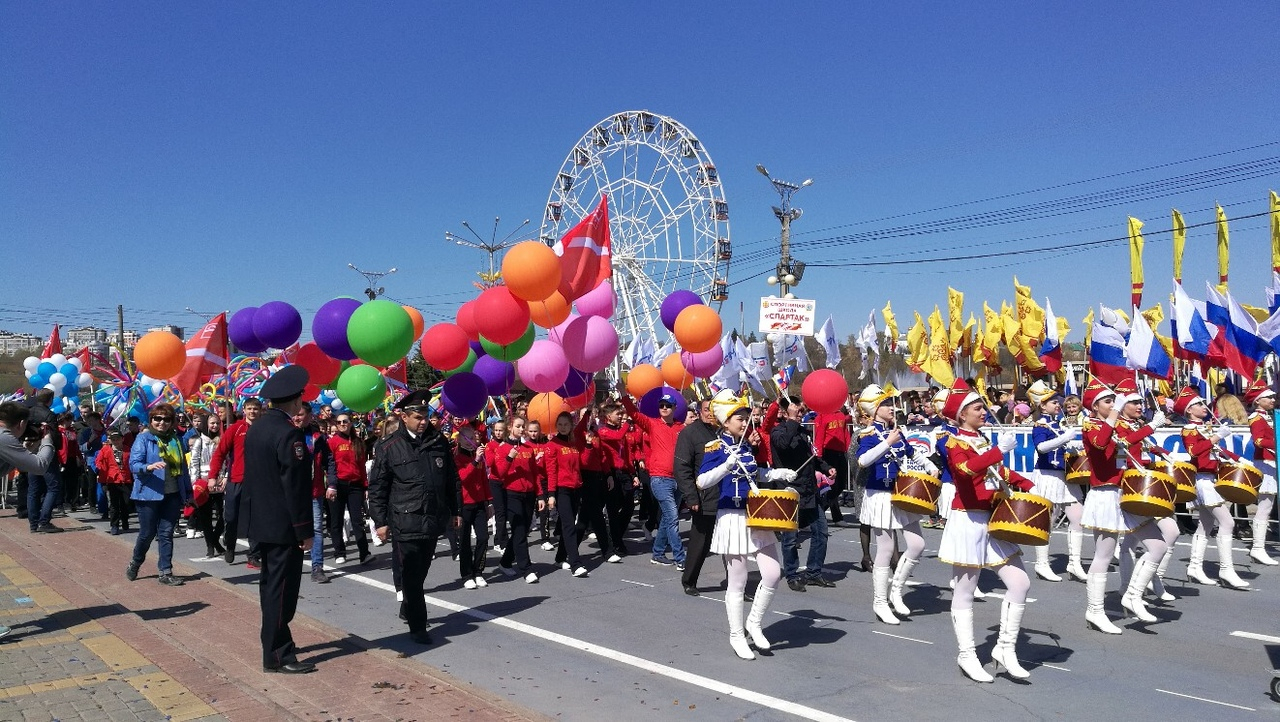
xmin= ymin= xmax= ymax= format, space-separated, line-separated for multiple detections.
xmin=1205 ymin=283 xmax=1269 ymax=377
xmin=1038 ymin=298 xmax=1062 ymax=373
xmin=1089 ymin=314 xmax=1131 ymax=385
xmin=1171 ymin=282 xmax=1213 ymax=361
xmin=1125 ymin=306 xmax=1172 ymax=380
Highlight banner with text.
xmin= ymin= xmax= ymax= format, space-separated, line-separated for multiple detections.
xmin=759 ymin=297 xmax=817 ymax=336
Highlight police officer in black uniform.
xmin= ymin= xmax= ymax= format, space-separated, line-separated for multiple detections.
xmin=369 ymin=389 xmax=461 ymax=644
xmin=241 ymin=365 xmax=316 ymax=674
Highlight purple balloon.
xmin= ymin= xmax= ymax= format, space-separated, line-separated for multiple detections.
xmin=469 ymin=340 xmax=487 ymax=357
xmin=517 ymin=339 xmax=569 ymax=393
xmin=473 ymin=354 xmax=515 ymax=396
xmin=441 ymin=372 xmax=488 ymax=418
xmin=229 ymin=307 xmax=268 ymax=354
xmin=638 ymin=385 xmax=688 ymax=419
xmin=312 ymin=298 xmax=361 ymax=361
xmin=556 ymin=367 xmax=593 ymax=398
xmin=560 ymin=315 xmax=619 ymax=373
xmin=680 ymin=345 xmax=724 ymax=378
xmin=660 ymin=290 xmax=703 ymax=332
xmin=252 ymin=301 xmax=303 ymax=349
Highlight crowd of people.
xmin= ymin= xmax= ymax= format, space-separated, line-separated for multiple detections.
xmin=1 ymin=370 xmax=1276 ymax=681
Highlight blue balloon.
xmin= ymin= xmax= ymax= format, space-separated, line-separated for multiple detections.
xmin=60 ymin=363 xmax=78 ymax=378
xmin=51 ymin=398 xmax=66 ymax=414
xmin=29 ymin=375 xmax=47 ymax=389
xmin=37 ymin=361 xmax=56 ymax=378
xmin=63 ymin=384 xmax=77 ymax=397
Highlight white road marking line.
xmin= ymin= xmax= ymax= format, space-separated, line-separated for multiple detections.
xmin=1036 ymin=662 xmax=1070 ymax=672
xmin=185 ymin=557 xmax=222 ymax=563
xmin=1231 ymin=630 xmax=1280 ymax=644
xmin=871 ymin=630 xmax=933 ymax=645
xmin=1154 ymin=689 xmax=1255 ymax=711
xmin=334 ymin=569 xmax=855 ymax=722
xmin=620 ymin=579 xmax=654 ymax=587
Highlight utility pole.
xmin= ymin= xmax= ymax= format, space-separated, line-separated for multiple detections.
xmin=446 ymin=217 xmax=531 ymax=290
xmin=347 ymin=264 xmax=397 ymax=300
xmin=116 ymin=305 xmax=125 ymax=349
xmin=756 ymin=165 xmax=812 ymax=298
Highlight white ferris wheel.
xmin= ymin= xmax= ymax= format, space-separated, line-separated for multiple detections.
xmin=539 ymin=110 xmax=732 ymax=347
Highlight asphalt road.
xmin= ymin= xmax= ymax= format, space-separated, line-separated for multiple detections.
xmin=158 ymin=516 xmax=1279 ymax=722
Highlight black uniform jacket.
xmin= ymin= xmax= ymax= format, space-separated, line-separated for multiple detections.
xmin=368 ymin=425 xmax=462 ymax=541
xmin=242 ymin=407 xmax=313 ymax=545
xmin=674 ymin=420 xmax=719 ymax=516
xmin=770 ymin=418 xmax=833 ymax=512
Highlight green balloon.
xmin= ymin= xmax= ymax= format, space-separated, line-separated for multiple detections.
xmin=443 ymin=349 xmax=477 ymax=377
xmin=334 ymin=364 xmax=387 ymax=413
xmin=347 ymin=299 xmax=414 ymax=368
xmin=480 ymin=323 xmax=535 ymax=362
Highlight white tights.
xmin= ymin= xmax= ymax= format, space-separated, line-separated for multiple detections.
xmin=1089 ymin=523 xmax=1167 ymax=576
xmin=724 ymin=545 xmax=782 ymax=593
xmin=1255 ymin=494 xmax=1275 ymax=538
xmin=1062 ymin=500 xmax=1083 ymax=531
xmin=874 ymin=522 xmax=924 ymax=567
xmin=1197 ymin=503 xmax=1234 ymax=538
xmin=951 ymin=555 xmax=1029 ymax=611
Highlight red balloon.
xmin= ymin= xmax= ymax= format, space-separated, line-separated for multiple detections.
xmin=294 ymin=343 xmax=341 ymax=386
xmin=474 ymin=287 xmax=531 ymax=345
xmin=422 ymin=323 xmax=471 ymax=371
xmin=456 ymin=301 xmax=481 ymax=341
xmin=303 ymin=383 xmax=321 ymax=402
xmin=565 ymin=381 xmax=596 ymax=410
xmin=801 ymin=369 xmax=849 ymax=414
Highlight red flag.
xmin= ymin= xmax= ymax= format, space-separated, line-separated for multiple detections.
xmin=385 ymin=357 xmax=408 ymax=390
xmin=171 ymin=313 xmax=229 ymax=397
xmin=552 ymin=195 xmax=612 ymax=302
xmin=42 ymin=325 xmax=62 ymax=357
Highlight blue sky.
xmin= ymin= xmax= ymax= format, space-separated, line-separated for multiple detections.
xmin=3 ymin=2 xmax=1278 ymax=344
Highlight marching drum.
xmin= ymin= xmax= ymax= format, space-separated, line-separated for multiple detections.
xmin=1215 ymin=461 xmax=1262 ymax=505
xmin=746 ymin=489 xmax=800 ymax=531
xmin=1119 ymin=468 xmax=1176 ymax=518
xmin=1169 ymin=460 xmax=1197 ymax=503
xmin=891 ymin=469 xmax=942 ymax=515
xmin=989 ymin=491 xmax=1053 ymax=546
xmin=1064 ymin=452 xmax=1092 ymax=485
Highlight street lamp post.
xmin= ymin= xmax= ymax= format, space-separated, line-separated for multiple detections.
xmin=347 ymin=264 xmax=398 ymax=300
xmin=757 ymin=164 xmax=812 ymax=299
xmin=446 ymin=217 xmax=531 ymax=290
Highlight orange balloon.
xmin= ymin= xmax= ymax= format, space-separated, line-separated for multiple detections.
xmin=673 ymin=305 xmax=722 ymax=353
xmin=403 ymin=305 xmax=425 ymax=340
xmin=625 ymin=363 xmax=663 ymax=397
xmin=528 ymin=291 xmax=571 ymax=329
xmin=527 ymin=391 xmax=571 ymax=429
xmin=502 ymin=241 xmax=563 ymax=302
xmin=661 ymin=354 xmax=693 ymax=390
xmin=134 ymin=331 xmax=186 ymax=380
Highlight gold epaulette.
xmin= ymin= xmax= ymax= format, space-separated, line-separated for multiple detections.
xmin=1082 ymin=418 xmax=1099 ymax=431
xmin=859 ymin=428 xmax=878 ymax=438
xmin=703 ymin=440 xmax=720 ymax=452
xmin=1034 ymin=419 xmax=1050 ymax=428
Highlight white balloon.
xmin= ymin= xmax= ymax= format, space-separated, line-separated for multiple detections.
xmin=23 ymin=356 xmax=40 ymax=372
xmin=50 ymin=353 xmax=67 ymax=368
xmin=330 ymin=399 xmax=343 ymax=410
xmin=151 ymin=382 xmax=165 ymax=396
xmin=25 ymin=370 xmax=33 ymax=379
xmin=49 ymin=372 xmax=68 ymax=389
xmin=140 ymin=374 xmax=155 ymax=385
xmin=69 ymin=357 xmax=84 ymax=371
xmin=44 ymin=383 xmax=57 ymax=392
xmin=77 ymin=372 xmax=93 ymax=388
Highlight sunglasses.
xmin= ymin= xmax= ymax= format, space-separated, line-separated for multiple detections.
xmin=150 ymin=416 xmax=174 ymax=422
xmin=336 ymin=420 xmax=351 ymax=425
xmin=658 ymin=402 xmax=674 ymax=409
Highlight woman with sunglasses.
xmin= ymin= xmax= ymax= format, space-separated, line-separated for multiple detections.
xmin=126 ymin=403 xmax=193 ymax=586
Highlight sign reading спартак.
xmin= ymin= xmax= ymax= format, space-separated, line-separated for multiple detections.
xmin=759 ymin=297 xmax=817 ymax=336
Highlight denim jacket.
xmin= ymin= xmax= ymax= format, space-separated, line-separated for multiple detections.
xmin=129 ymin=430 xmax=193 ymax=503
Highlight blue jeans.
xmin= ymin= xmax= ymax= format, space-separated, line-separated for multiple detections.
xmin=311 ymin=498 xmax=326 ymax=566
xmin=649 ymin=476 xmax=685 ymax=563
xmin=27 ymin=468 xmax=61 ymax=528
xmin=782 ymin=508 xmax=829 ymax=580
xmin=131 ymin=493 xmax=182 ymax=575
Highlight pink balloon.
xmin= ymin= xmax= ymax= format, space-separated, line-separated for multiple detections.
xmin=517 ymin=339 xmax=570 ymax=393
xmin=575 ymin=280 xmax=615 ymax=319
xmin=548 ymin=313 xmax=580 ymax=346
xmin=560 ymin=315 xmax=620 ymax=373
xmin=680 ymin=345 xmax=724 ymax=378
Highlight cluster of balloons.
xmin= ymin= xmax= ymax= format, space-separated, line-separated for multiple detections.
xmin=624 ymin=289 xmax=724 ymax=399
xmin=228 ymin=301 xmax=304 ymax=354
xmin=23 ymin=353 xmax=93 ymax=413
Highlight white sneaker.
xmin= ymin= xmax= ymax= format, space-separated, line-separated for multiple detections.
xmin=587 ymin=533 xmax=597 ymax=541
xmin=396 ymin=590 xmax=403 ymax=602
xmin=541 ymin=542 xmax=555 ymax=552
xmin=607 ymin=554 xmax=623 ymax=563
xmin=335 ymin=556 xmax=346 ymax=565
xmin=561 ymin=561 xmax=571 ymax=570
xmin=474 ymin=576 xmax=488 ymax=588
xmin=186 ymin=529 xmax=196 ymax=539
xmin=573 ymin=566 xmax=589 ymax=577
xmin=500 ymin=566 xmax=518 ymax=577
xmin=525 ymin=572 xmax=539 ymax=584
xmin=464 ymin=578 xmax=478 ymax=590
xmin=494 ymin=545 xmax=505 ymax=555
xmin=192 ymin=530 xmax=203 ymax=539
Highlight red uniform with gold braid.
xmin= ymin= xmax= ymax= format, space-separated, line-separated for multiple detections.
xmin=1244 ymin=379 xmax=1279 ymax=565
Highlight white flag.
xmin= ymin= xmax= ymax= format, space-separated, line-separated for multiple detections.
xmin=709 ymin=334 xmax=740 ymax=391
xmin=815 ymin=315 xmax=840 ymax=369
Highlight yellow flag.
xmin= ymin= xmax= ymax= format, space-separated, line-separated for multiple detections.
xmin=923 ymin=309 xmax=956 ymax=387
xmin=982 ymin=302 xmax=1003 ymax=366
xmin=1013 ymin=276 xmax=1044 ymax=340
xmin=1083 ymin=308 xmax=1095 ymax=349
xmin=1000 ymin=303 xmax=1020 ymax=349
xmin=1242 ymin=304 xmax=1270 ymax=323
xmin=1155 ymin=331 xmax=1175 ymax=361
xmin=1172 ymin=208 xmax=1186 ymax=282
xmin=1056 ymin=315 xmax=1070 ymax=342
xmin=1142 ymin=304 xmax=1163 ymax=328
xmin=1271 ymin=191 xmax=1279 ymax=273
xmin=947 ymin=287 xmax=964 ymax=348
xmin=975 ymin=376 xmax=989 ymax=402
xmin=906 ymin=312 xmax=927 ymax=370
xmin=882 ymin=301 xmax=898 ymax=352
xmin=961 ymin=312 xmax=978 ymax=354
xmin=1216 ymin=203 xmax=1229 ymax=291
xmin=928 ymin=305 xmax=944 ymax=336
xmin=1128 ymin=217 xmax=1145 ymax=308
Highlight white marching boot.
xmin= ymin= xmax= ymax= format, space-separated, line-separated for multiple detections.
xmin=726 ymin=591 xmax=755 ymax=660
xmin=889 ymin=557 xmax=917 ymax=617
xmin=990 ymin=601 xmax=1030 ymax=679
xmin=745 ymin=585 xmax=775 ymax=651
xmin=1251 ymin=515 xmax=1278 ymax=566
xmin=1066 ymin=530 xmax=1088 ymax=581
xmin=1120 ymin=557 xmax=1159 ymax=623
xmin=1084 ymin=573 xmax=1123 ymax=634
xmin=1034 ymin=543 xmax=1061 ymax=582
xmin=952 ymin=608 xmax=994 ymax=683
xmin=1186 ymin=529 xmax=1215 ymax=585
xmin=1150 ymin=551 xmax=1176 ymax=602
xmin=873 ymin=566 xmax=900 ymax=624
xmin=1217 ymin=532 xmax=1250 ymax=589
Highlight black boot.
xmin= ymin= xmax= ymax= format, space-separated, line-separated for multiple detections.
xmin=859 ymin=524 xmax=873 ymax=572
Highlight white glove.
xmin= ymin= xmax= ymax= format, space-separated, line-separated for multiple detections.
xmin=1148 ymin=411 xmax=1167 ymax=429
xmin=918 ymin=456 xmax=939 ymax=476
xmin=1065 ymin=440 xmax=1084 ymax=453
xmin=1214 ymin=424 xmax=1231 ymax=441
xmin=766 ymin=468 xmax=798 ymax=484
xmin=997 ymin=432 xmax=1017 ymax=453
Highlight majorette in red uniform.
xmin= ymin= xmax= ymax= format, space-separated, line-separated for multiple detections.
xmin=1245 ymin=380 xmax=1279 ymax=566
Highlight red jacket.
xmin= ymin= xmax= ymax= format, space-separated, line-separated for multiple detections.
xmin=946 ymin=428 xmax=1033 ymax=511
xmin=596 ymin=420 xmax=633 ymax=471
xmin=95 ymin=445 xmax=131 ymax=485
xmin=328 ymin=433 xmax=368 ymax=486
xmin=1250 ymin=412 xmax=1275 ymax=462
xmin=456 ymin=450 xmax=492 ymax=505
xmin=1182 ymin=421 xmax=1240 ymax=473
xmin=626 ymin=426 xmax=646 ymax=468
xmin=495 ymin=440 xmax=544 ymax=495
xmin=813 ymin=410 xmax=853 ymax=455
xmin=757 ymin=401 xmax=781 ymax=467
xmin=1119 ymin=418 xmax=1167 ymax=466
xmin=210 ymin=419 xmax=250 ymax=483
xmin=620 ymin=398 xmax=683 ymax=478
xmin=542 ymin=434 xmax=584 ymax=492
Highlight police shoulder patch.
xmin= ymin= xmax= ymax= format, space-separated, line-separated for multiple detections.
xmin=435 ymin=457 xmax=444 ymax=468
xmin=293 ymin=441 xmax=306 ymax=460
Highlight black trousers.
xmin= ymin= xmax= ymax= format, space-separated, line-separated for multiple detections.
xmin=398 ymin=535 xmax=439 ymax=634
xmin=500 ymin=490 xmax=535 ymax=571
xmin=327 ymin=481 xmax=370 ymax=559
xmin=258 ymin=542 xmax=303 ymax=667
xmin=106 ymin=485 xmax=130 ymax=529
xmin=553 ymin=487 xmax=584 ymax=567
xmin=223 ymin=483 xmax=259 ymax=561
xmin=458 ymin=503 xmax=489 ymax=578
xmin=195 ymin=492 xmax=225 ymax=552
xmin=681 ymin=512 xmax=718 ymax=588
xmin=578 ymin=471 xmax=614 ymax=557
xmin=635 ymin=467 xmax=657 ymax=532
xmin=488 ymin=479 xmax=508 ymax=546
xmin=822 ymin=450 xmax=849 ymax=522
xmin=605 ymin=470 xmax=636 ymax=556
